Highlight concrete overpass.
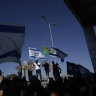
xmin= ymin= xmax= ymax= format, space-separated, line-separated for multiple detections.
xmin=64 ymin=0 xmax=96 ymax=72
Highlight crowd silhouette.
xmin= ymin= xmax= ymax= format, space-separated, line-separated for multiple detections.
xmin=0 ymin=73 xmax=96 ymax=96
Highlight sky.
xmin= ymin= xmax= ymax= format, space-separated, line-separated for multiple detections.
xmin=0 ymin=0 xmax=94 ymax=79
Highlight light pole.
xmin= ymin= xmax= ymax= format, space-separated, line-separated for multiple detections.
xmin=41 ymin=16 xmax=55 ymax=48
xmin=49 ymin=23 xmax=54 ymax=47
xmin=41 ymin=16 xmax=56 ymax=63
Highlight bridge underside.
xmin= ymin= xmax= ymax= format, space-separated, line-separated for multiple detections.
xmin=64 ymin=0 xmax=96 ymax=27
xmin=64 ymin=0 xmax=96 ymax=72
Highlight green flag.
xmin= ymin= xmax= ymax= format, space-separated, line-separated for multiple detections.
xmin=42 ymin=46 xmax=50 ymax=55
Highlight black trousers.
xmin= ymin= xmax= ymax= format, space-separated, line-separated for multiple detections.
xmin=54 ymin=73 xmax=60 ymax=81
xmin=28 ymin=70 xmax=32 ymax=81
xmin=45 ymin=70 xmax=49 ymax=75
xmin=18 ymin=72 xmax=22 ymax=78
xmin=36 ymin=69 xmax=42 ymax=80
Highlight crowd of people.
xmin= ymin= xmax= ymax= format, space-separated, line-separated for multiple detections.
xmin=0 ymin=73 xmax=96 ymax=96
xmin=16 ymin=60 xmax=62 ymax=82
xmin=0 ymin=60 xmax=96 ymax=96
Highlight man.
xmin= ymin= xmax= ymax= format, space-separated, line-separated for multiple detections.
xmin=22 ymin=60 xmax=27 ymax=79
xmin=55 ymin=63 xmax=62 ymax=81
xmin=15 ymin=63 xmax=22 ymax=78
xmin=49 ymin=61 xmax=61 ymax=81
xmin=42 ymin=60 xmax=50 ymax=81
xmin=31 ymin=60 xmax=42 ymax=81
xmin=28 ymin=61 xmax=33 ymax=81
xmin=48 ymin=60 xmax=57 ymax=80
xmin=0 ymin=70 xmax=2 ymax=76
xmin=51 ymin=61 xmax=58 ymax=81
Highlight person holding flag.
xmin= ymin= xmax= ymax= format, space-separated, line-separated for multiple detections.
xmin=48 ymin=60 xmax=56 ymax=80
xmin=48 ymin=60 xmax=62 ymax=81
xmin=15 ymin=63 xmax=22 ymax=78
xmin=27 ymin=61 xmax=33 ymax=81
xmin=30 ymin=60 xmax=42 ymax=81
xmin=42 ymin=60 xmax=50 ymax=81
xmin=55 ymin=63 xmax=62 ymax=80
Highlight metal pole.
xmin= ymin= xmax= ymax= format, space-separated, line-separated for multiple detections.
xmin=48 ymin=23 xmax=54 ymax=47
xmin=41 ymin=16 xmax=57 ymax=63
xmin=48 ymin=23 xmax=56 ymax=63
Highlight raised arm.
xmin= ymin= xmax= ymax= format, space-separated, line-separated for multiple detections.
xmin=30 ymin=59 xmax=34 ymax=65
xmin=41 ymin=59 xmax=44 ymax=66
xmin=47 ymin=59 xmax=53 ymax=67
xmin=42 ymin=62 xmax=44 ymax=67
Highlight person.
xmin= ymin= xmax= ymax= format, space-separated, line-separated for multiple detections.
xmin=51 ymin=61 xmax=58 ymax=81
xmin=0 ymin=70 xmax=3 ymax=76
xmin=22 ymin=60 xmax=28 ymax=79
xmin=0 ymin=70 xmax=1 ymax=76
xmin=55 ymin=63 xmax=62 ymax=81
xmin=31 ymin=60 xmax=42 ymax=81
xmin=27 ymin=62 xmax=33 ymax=81
xmin=42 ymin=60 xmax=50 ymax=81
xmin=48 ymin=60 xmax=57 ymax=80
xmin=0 ymin=90 xmax=3 ymax=96
xmin=15 ymin=63 xmax=22 ymax=78
xmin=49 ymin=60 xmax=61 ymax=81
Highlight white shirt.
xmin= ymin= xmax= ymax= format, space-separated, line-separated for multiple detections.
xmin=34 ymin=63 xmax=40 ymax=70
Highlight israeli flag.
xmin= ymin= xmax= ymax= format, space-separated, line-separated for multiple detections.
xmin=77 ymin=65 xmax=91 ymax=77
xmin=50 ymin=47 xmax=67 ymax=62
xmin=67 ymin=61 xmax=80 ymax=75
xmin=0 ymin=23 xmax=25 ymax=64
xmin=29 ymin=47 xmax=45 ymax=59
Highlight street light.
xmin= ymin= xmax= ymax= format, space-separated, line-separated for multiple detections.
xmin=41 ymin=16 xmax=56 ymax=48
xmin=41 ymin=16 xmax=56 ymax=63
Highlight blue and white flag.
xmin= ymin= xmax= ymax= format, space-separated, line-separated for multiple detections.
xmin=50 ymin=47 xmax=67 ymax=62
xmin=29 ymin=47 xmax=45 ymax=59
xmin=67 ymin=61 xmax=91 ymax=77
xmin=67 ymin=61 xmax=80 ymax=75
xmin=0 ymin=23 xmax=25 ymax=64
xmin=77 ymin=64 xmax=91 ymax=77
xmin=29 ymin=48 xmax=37 ymax=59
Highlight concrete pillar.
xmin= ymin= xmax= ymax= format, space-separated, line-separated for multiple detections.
xmin=83 ymin=26 xmax=96 ymax=72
